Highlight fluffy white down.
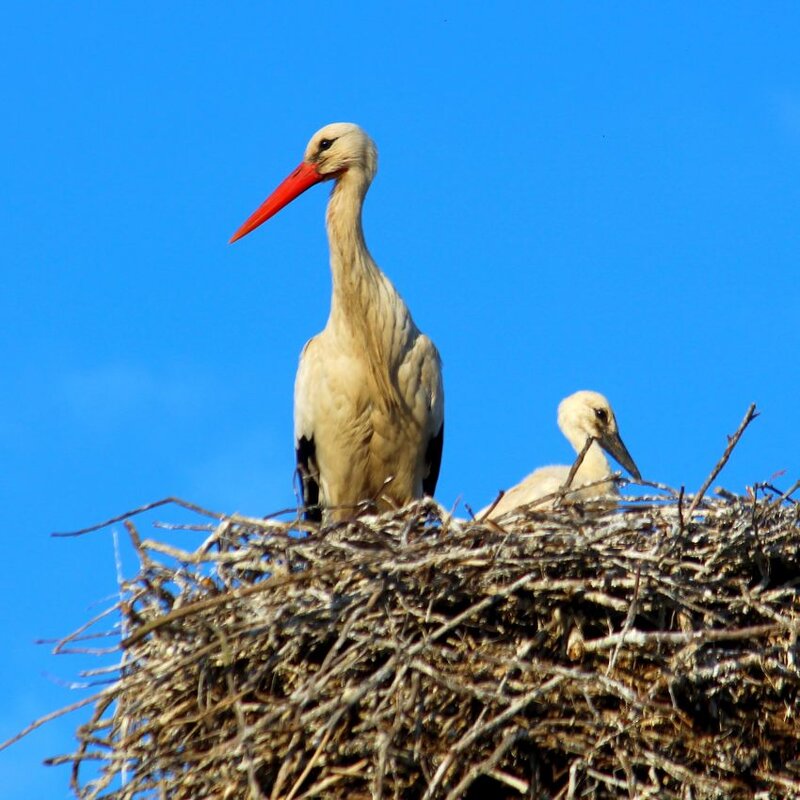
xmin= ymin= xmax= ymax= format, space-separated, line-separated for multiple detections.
xmin=480 ymin=390 xmax=638 ymax=518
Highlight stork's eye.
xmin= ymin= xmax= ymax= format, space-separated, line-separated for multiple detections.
xmin=594 ymin=408 xmax=608 ymax=423
xmin=319 ymin=138 xmax=334 ymax=152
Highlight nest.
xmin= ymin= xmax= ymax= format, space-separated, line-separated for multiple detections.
xmin=22 ymin=477 xmax=800 ymax=799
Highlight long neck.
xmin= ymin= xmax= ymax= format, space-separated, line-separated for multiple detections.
xmin=324 ymin=170 xmax=409 ymax=349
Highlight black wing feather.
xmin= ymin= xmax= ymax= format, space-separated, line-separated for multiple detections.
xmin=422 ymin=421 xmax=444 ymax=497
xmin=295 ymin=435 xmax=321 ymax=522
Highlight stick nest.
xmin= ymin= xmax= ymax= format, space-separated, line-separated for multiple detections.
xmin=44 ymin=488 xmax=800 ymax=798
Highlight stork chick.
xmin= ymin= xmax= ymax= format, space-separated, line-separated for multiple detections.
xmin=230 ymin=123 xmax=444 ymax=521
xmin=482 ymin=390 xmax=640 ymax=518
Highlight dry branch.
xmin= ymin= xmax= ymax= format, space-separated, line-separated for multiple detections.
xmin=687 ymin=403 xmax=759 ymax=516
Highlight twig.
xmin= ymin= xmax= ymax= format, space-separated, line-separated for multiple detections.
xmin=121 ymin=564 xmax=337 ymax=648
xmin=52 ymin=496 xmax=224 ymax=537
xmin=0 ymin=692 xmax=106 ymax=751
xmin=607 ymin=563 xmax=641 ymax=673
xmin=772 ymin=478 xmax=800 ymax=506
xmin=477 ymin=490 xmax=506 ymax=522
xmin=445 ymin=728 xmax=522 ymax=800
xmin=563 ymin=436 xmax=595 ymax=491
xmin=583 ymin=622 xmax=782 ymax=653
xmin=687 ymin=403 xmax=759 ymax=517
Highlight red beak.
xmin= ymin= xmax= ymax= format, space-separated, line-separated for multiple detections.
xmin=229 ymin=161 xmax=324 ymax=243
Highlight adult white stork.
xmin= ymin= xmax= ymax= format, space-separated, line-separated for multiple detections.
xmin=481 ymin=390 xmax=640 ymax=518
xmin=230 ymin=123 xmax=444 ymax=521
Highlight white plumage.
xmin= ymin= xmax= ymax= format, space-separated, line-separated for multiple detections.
xmin=481 ymin=390 xmax=640 ymax=518
xmin=231 ymin=123 xmax=444 ymax=520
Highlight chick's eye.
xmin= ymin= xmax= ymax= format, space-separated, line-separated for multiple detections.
xmin=319 ymin=138 xmax=334 ymax=152
xmin=594 ymin=408 xmax=608 ymax=423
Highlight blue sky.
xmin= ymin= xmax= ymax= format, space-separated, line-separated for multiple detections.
xmin=2 ymin=3 xmax=799 ymax=795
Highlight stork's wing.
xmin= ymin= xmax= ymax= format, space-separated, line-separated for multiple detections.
xmin=294 ymin=337 xmax=322 ymax=521
xmin=423 ymin=421 xmax=444 ymax=496
xmin=415 ymin=333 xmax=445 ymax=498
xmin=295 ymin=434 xmax=320 ymax=521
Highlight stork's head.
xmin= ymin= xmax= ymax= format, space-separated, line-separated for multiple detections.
xmin=304 ymin=122 xmax=378 ymax=183
xmin=558 ymin=390 xmax=641 ymax=479
xmin=229 ymin=122 xmax=377 ymax=243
